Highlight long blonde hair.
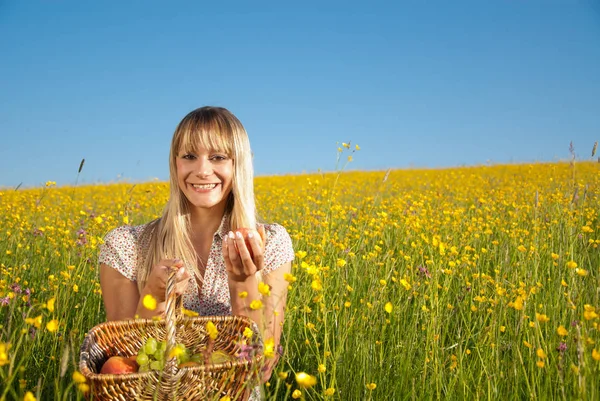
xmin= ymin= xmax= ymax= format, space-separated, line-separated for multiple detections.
xmin=137 ymin=106 xmax=257 ymax=292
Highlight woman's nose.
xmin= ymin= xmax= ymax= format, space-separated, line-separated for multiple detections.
xmin=195 ymin=157 xmax=213 ymax=177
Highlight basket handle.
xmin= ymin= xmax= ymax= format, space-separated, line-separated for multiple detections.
xmin=162 ymin=267 xmax=178 ymax=375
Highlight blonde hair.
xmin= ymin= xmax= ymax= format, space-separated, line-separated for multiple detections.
xmin=137 ymin=106 xmax=257 ymax=292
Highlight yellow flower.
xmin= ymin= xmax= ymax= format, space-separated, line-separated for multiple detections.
xmin=366 ymin=382 xmax=377 ymax=390
xmin=249 ymin=300 xmax=263 ymax=310
xmin=384 ymin=302 xmax=393 ymax=314
xmin=536 ymin=348 xmax=546 ymax=359
xmin=295 ymin=250 xmax=307 ymax=259
xmin=400 ymin=279 xmax=411 ymax=291
xmin=523 ymin=341 xmax=532 ymax=348
xmin=592 ymin=349 xmax=600 ymax=361
xmin=535 ymin=313 xmax=550 ymax=323
xmin=46 ymin=297 xmax=55 ymax=313
xmin=336 ymin=259 xmax=347 ymax=267
xmin=243 ymin=327 xmax=253 ymax=338
xmin=379 ymin=279 xmax=387 ymax=286
xmin=0 ymin=343 xmax=9 ymax=366
xmin=318 ymin=364 xmax=326 ymax=373
xmin=536 ymin=360 xmax=545 ymax=368
xmin=584 ymin=305 xmax=599 ymax=320
xmin=311 ymin=279 xmax=323 ymax=291
xmin=325 ymin=387 xmax=336 ymax=396
xmin=284 ymin=273 xmax=297 ymax=283
xmin=292 ymin=390 xmax=302 ymax=399
xmin=72 ymin=371 xmax=86 ymax=384
xmin=278 ymin=371 xmax=288 ymax=380
xmin=46 ymin=319 xmax=59 ymax=333
xmin=238 ymin=291 xmax=248 ymax=299
xmin=566 ymin=261 xmax=577 ymax=269
xmin=72 ymin=284 xmax=79 ymax=293
xmin=168 ymin=344 xmax=186 ymax=359
xmin=576 ymin=268 xmax=588 ymax=277
xmin=500 ymin=326 xmax=506 ymax=333
xmin=551 ymin=253 xmax=559 ymax=260
xmin=258 ymin=282 xmax=271 ymax=296
xmin=206 ymin=321 xmax=218 ymax=340
xmin=142 ymin=294 xmax=157 ymax=311
xmin=342 ymin=142 xmax=350 ymax=149
xmin=344 ymin=301 xmax=351 ymax=308
xmin=264 ymin=338 xmax=275 ymax=359
xmin=23 ymin=391 xmax=36 ymax=401
xmin=295 ymin=372 xmax=317 ymax=388
xmin=219 ymin=396 xmax=231 ymax=401
xmin=25 ymin=315 xmax=42 ymax=329
xmin=77 ymin=383 xmax=90 ymax=393
xmin=355 ymin=144 xmax=360 ymax=150
xmin=557 ymin=325 xmax=568 ymax=336
xmin=182 ymin=308 xmax=199 ymax=317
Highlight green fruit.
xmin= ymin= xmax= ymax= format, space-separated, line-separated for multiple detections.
xmin=136 ymin=353 xmax=149 ymax=366
xmin=150 ymin=360 xmax=162 ymax=370
xmin=210 ymin=351 xmax=232 ymax=364
xmin=144 ymin=338 xmax=157 ymax=355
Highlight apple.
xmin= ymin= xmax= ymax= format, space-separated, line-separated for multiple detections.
xmin=235 ymin=227 xmax=266 ymax=260
xmin=100 ymin=356 xmax=139 ymax=374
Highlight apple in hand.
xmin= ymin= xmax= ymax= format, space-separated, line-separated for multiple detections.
xmin=100 ymin=356 xmax=138 ymax=374
xmin=235 ymin=227 xmax=266 ymax=260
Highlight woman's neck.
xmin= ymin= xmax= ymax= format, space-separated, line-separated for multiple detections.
xmin=188 ymin=206 xmax=226 ymax=242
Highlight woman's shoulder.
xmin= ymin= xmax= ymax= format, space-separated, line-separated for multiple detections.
xmin=103 ymin=223 xmax=151 ymax=246
xmin=261 ymin=222 xmax=294 ymax=271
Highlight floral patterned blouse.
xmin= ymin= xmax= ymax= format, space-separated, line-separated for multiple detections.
xmin=98 ymin=216 xmax=295 ymax=316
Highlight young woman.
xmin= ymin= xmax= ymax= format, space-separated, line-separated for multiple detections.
xmin=98 ymin=106 xmax=294 ymax=390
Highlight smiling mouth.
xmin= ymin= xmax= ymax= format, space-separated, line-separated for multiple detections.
xmin=191 ymin=183 xmax=218 ymax=190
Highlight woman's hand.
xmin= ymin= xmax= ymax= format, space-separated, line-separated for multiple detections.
xmin=143 ymin=259 xmax=191 ymax=302
xmin=223 ymin=225 xmax=266 ymax=282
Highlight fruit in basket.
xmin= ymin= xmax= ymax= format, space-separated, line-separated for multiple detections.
xmin=235 ymin=227 xmax=266 ymax=259
xmin=100 ymin=356 xmax=138 ymax=374
xmin=210 ymin=350 xmax=234 ymax=364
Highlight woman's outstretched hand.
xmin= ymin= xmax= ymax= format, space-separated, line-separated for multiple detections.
xmin=223 ymin=225 xmax=266 ymax=282
xmin=143 ymin=259 xmax=191 ymax=302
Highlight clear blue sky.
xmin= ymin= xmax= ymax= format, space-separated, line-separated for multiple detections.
xmin=1 ymin=0 xmax=598 ymax=188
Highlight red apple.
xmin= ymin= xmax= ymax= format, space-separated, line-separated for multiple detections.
xmin=235 ymin=227 xmax=266 ymax=260
xmin=100 ymin=356 xmax=138 ymax=374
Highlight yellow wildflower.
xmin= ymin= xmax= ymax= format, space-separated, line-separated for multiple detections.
xmin=325 ymin=387 xmax=336 ymax=396
xmin=23 ymin=391 xmax=36 ymax=401
xmin=249 ymin=300 xmax=263 ymax=310
xmin=384 ymin=302 xmax=393 ymax=314
xmin=296 ymin=372 xmax=317 ymax=388
xmin=238 ymin=291 xmax=248 ymax=299
xmin=366 ymin=382 xmax=377 ymax=390
xmin=258 ymin=282 xmax=270 ymax=296
xmin=72 ymin=371 xmax=86 ymax=384
xmin=46 ymin=319 xmax=59 ymax=333
xmin=264 ymin=338 xmax=275 ymax=359
xmin=46 ymin=297 xmax=55 ymax=312
xmin=142 ymin=294 xmax=157 ymax=311
xmin=557 ymin=325 xmax=568 ymax=336
xmin=318 ymin=364 xmax=326 ymax=373
xmin=206 ymin=321 xmax=218 ymax=340
xmin=292 ymin=390 xmax=302 ymax=399
xmin=243 ymin=327 xmax=253 ymax=338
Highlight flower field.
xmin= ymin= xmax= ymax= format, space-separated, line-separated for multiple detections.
xmin=1 ymin=157 xmax=599 ymax=400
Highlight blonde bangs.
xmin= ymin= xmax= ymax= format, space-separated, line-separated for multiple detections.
xmin=173 ymin=112 xmax=235 ymax=157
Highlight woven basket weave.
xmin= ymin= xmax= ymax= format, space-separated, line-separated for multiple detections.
xmin=79 ymin=270 xmax=263 ymax=400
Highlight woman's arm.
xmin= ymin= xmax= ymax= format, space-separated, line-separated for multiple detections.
xmin=100 ymin=260 xmax=189 ymax=321
xmin=99 ymin=263 xmax=141 ymax=321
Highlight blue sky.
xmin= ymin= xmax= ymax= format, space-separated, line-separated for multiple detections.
xmin=0 ymin=0 xmax=598 ymax=188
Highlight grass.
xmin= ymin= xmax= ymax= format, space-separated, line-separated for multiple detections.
xmin=0 ymin=149 xmax=599 ymax=400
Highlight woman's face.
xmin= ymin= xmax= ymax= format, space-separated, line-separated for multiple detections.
xmin=175 ymin=145 xmax=234 ymax=213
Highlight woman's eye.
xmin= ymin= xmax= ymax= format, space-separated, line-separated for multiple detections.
xmin=211 ymin=155 xmax=228 ymax=161
xmin=182 ymin=153 xmax=197 ymax=160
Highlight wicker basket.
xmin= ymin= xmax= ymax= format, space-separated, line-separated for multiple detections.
xmin=79 ymin=270 xmax=263 ymax=400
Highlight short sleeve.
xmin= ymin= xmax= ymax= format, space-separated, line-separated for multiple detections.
xmin=262 ymin=223 xmax=294 ymax=274
xmin=98 ymin=226 xmax=139 ymax=282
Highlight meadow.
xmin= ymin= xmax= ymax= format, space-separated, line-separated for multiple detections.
xmin=0 ymin=149 xmax=599 ymax=400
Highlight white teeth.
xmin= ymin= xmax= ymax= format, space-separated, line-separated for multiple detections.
xmin=192 ymin=183 xmax=217 ymax=189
